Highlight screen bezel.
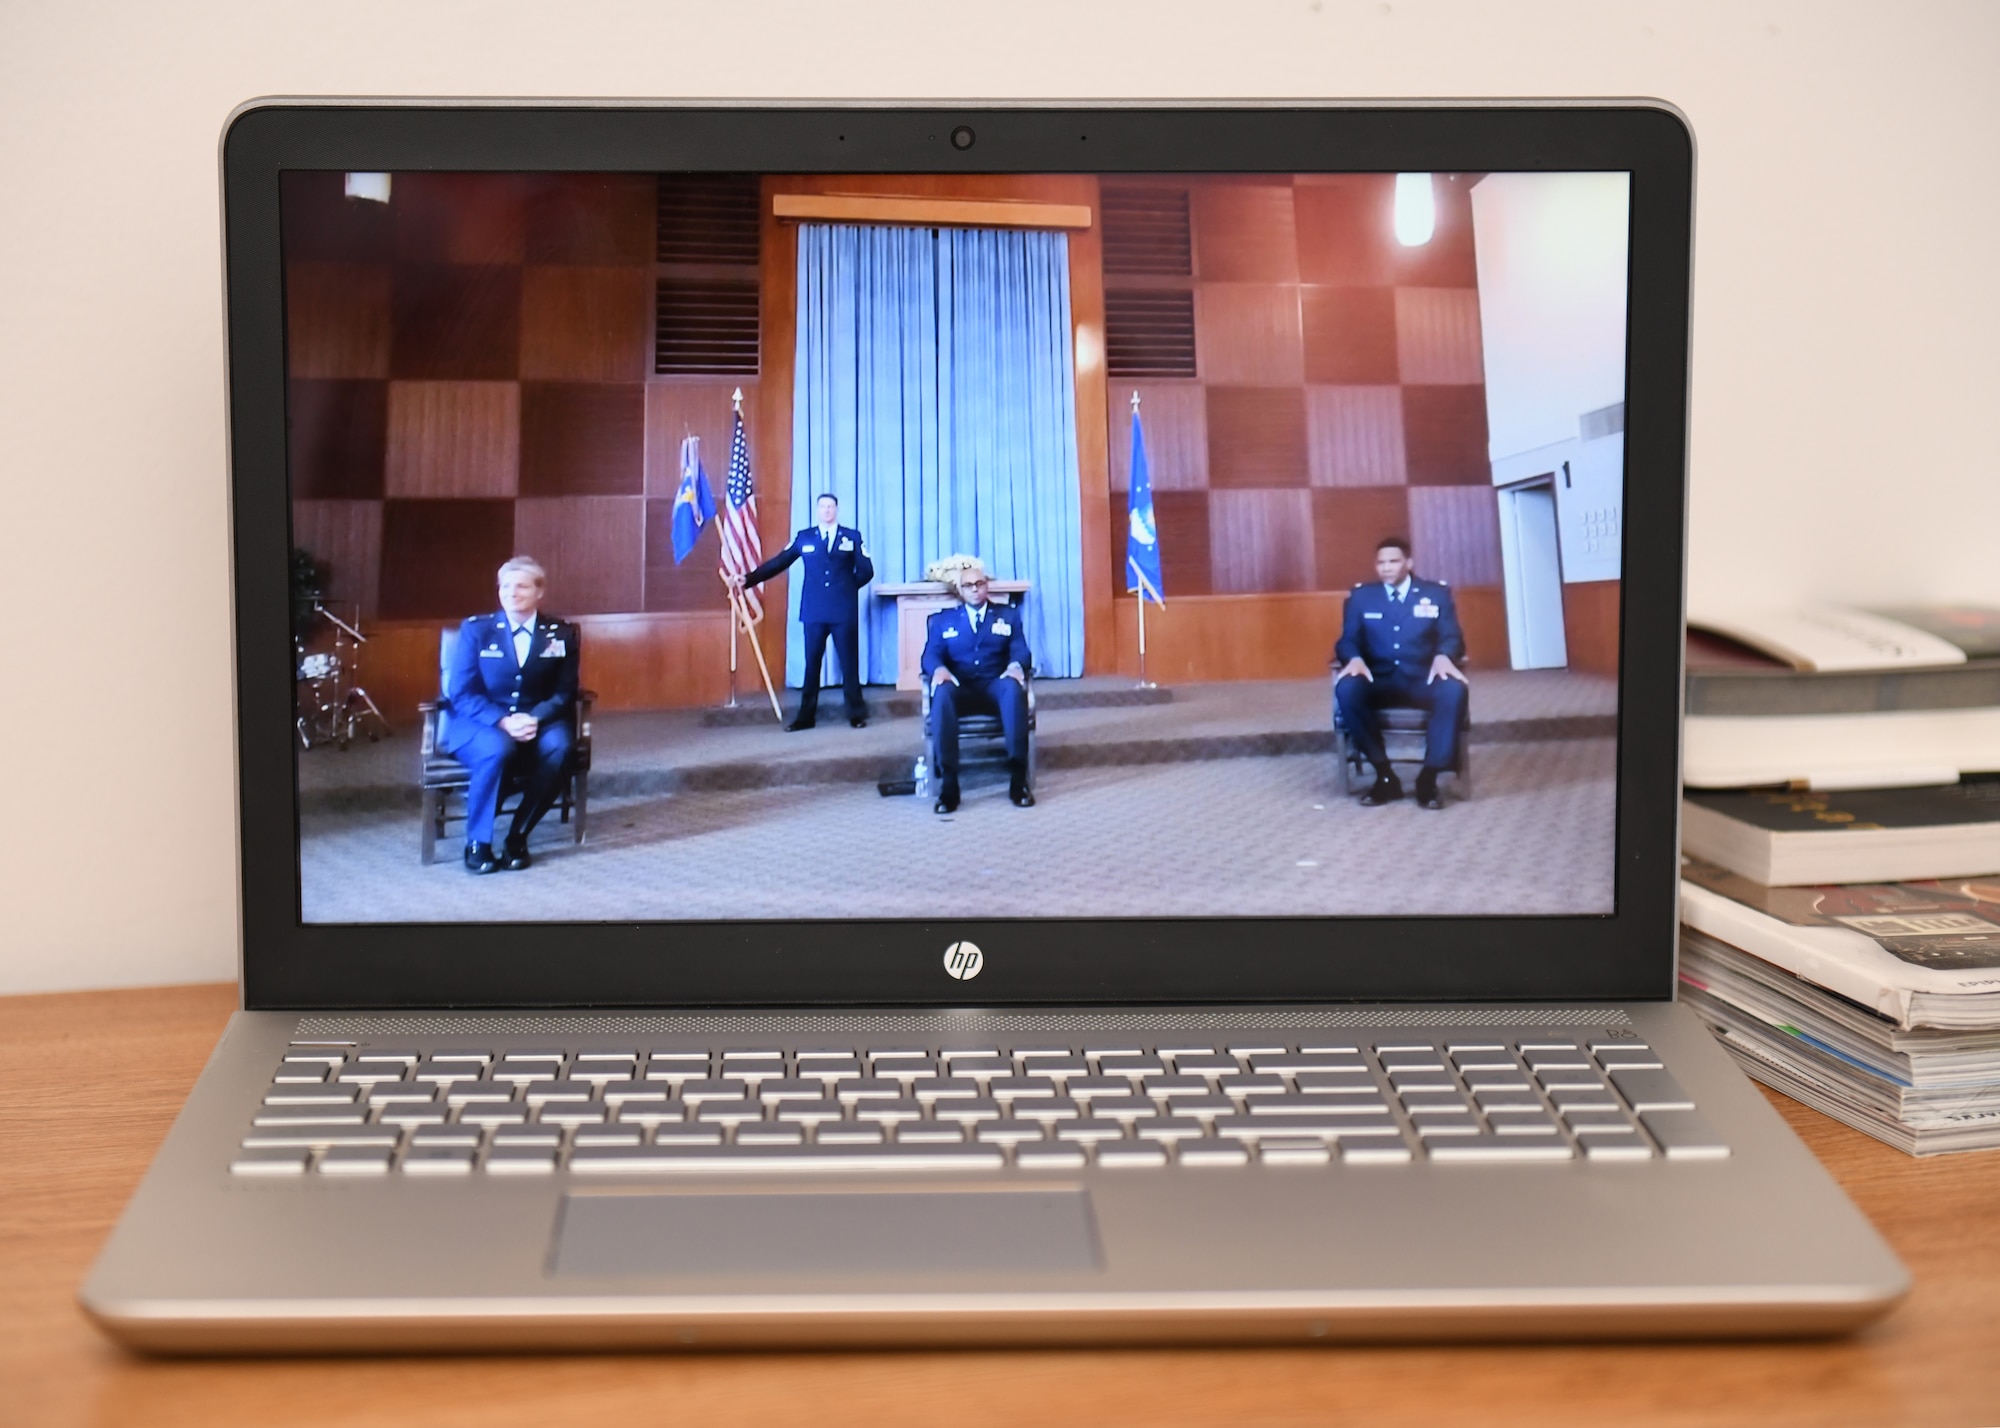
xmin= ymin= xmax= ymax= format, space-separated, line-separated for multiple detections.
xmin=226 ymin=102 xmax=1692 ymax=1011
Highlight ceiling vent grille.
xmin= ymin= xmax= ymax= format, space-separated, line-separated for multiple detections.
xmin=655 ymin=280 xmax=760 ymax=376
xmin=656 ymin=173 xmax=762 ymax=267
xmin=1105 ymin=289 xmax=1198 ymax=379
xmin=1101 ymin=187 xmax=1193 ymax=275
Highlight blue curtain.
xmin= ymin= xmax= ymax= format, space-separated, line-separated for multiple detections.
xmin=790 ymin=222 xmax=1084 ymax=685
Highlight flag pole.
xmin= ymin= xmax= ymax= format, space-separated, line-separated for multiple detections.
xmin=731 ymin=590 xmax=784 ymax=723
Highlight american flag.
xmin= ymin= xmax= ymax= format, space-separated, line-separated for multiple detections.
xmin=719 ymin=407 xmax=763 ymax=619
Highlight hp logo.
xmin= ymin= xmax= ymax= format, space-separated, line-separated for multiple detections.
xmin=942 ymin=941 xmax=984 ymax=980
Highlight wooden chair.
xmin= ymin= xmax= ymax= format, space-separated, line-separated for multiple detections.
xmin=1332 ymin=678 xmax=1472 ymax=800
xmin=418 ymin=628 xmax=595 ymax=865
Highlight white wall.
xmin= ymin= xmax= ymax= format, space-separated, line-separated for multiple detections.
xmin=1473 ymin=172 xmax=1632 ymax=465
xmin=3 ymin=0 xmax=1997 ymax=994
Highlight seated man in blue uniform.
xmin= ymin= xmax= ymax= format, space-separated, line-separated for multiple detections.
xmin=439 ymin=556 xmax=581 ymax=874
xmin=726 ymin=493 xmax=874 ymax=730
xmin=921 ymin=559 xmax=1033 ymax=814
xmin=1332 ymin=535 xmax=1468 ymax=811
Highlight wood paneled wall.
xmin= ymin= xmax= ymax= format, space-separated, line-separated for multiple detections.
xmin=1562 ymin=580 xmax=1622 ymax=679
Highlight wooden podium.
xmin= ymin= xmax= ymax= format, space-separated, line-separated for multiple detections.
xmin=874 ymin=580 xmax=1030 ymax=690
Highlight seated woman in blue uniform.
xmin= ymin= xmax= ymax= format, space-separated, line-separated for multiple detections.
xmin=1332 ymin=535 xmax=1469 ymax=811
xmin=438 ymin=556 xmax=581 ymax=873
xmin=920 ymin=557 xmax=1033 ymax=814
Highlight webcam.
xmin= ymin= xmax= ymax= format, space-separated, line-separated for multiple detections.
xmin=950 ymin=126 xmax=976 ymax=151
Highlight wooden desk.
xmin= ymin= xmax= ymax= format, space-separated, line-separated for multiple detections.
xmin=5 ymin=984 xmax=1997 ymax=1427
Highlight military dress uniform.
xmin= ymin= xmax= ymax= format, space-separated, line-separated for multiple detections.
xmin=439 ymin=611 xmax=581 ymax=855
xmin=920 ymin=600 xmax=1032 ymax=789
xmin=742 ymin=522 xmax=875 ymax=726
xmin=1332 ymin=576 xmax=1467 ymax=779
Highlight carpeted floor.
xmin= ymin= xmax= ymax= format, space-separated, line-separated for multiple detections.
xmin=299 ymin=671 xmax=1619 ymax=924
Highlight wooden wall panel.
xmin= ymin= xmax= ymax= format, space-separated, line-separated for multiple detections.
xmin=519 ymin=267 xmax=651 ymax=382
xmin=513 ymin=496 xmax=645 ymax=616
xmin=1107 ymin=383 xmax=1206 ymax=491
xmin=1395 ymin=287 xmax=1485 ymax=385
xmin=289 ymin=380 xmax=387 ymax=499
xmin=390 ymin=264 xmax=521 ymax=380
xmin=1300 ymin=286 xmax=1400 ymax=385
xmin=1195 ymin=284 xmax=1304 ymax=386
xmin=1562 ymin=579 xmax=1622 ymax=678
xmin=360 ymin=612 xmax=734 ymax=720
xmin=1209 ymin=490 xmax=1315 ymax=594
xmin=1408 ymin=485 xmax=1504 ymax=588
xmin=1401 ymin=385 xmax=1490 ymax=486
xmin=1294 ymin=173 xmax=1479 ymax=289
xmin=286 ymin=263 xmax=391 ymax=379
xmin=1306 ymin=384 xmax=1406 ymax=487
xmin=384 ymin=381 xmax=520 ymax=498
xmin=1110 ymin=490 xmax=1213 ymax=597
xmin=518 ymin=382 xmax=645 ymax=496
xmin=1192 ymin=181 xmax=1298 ymax=282
xmin=643 ymin=499 xmax=735 ymax=614
xmin=393 ymin=174 xmax=528 ymax=265
xmin=1114 ymin=592 xmax=1345 ymax=683
xmin=377 ymin=499 xmax=516 ymax=621
xmin=526 ymin=174 xmax=656 ymax=265
xmin=1205 ymin=387 xmax=1308 ymax=488
xmin=1312 ymin=486 xmax=1411 ymax=590
xmin=645 ymin=381 xmax=761 ymax=499
xmin=292 ymin=499 xmax=383 ymax=620
xmin=1454 ymin=586 xmax=1510 ymax=672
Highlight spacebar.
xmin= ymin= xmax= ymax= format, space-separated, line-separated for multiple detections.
xmin=568 ymin=1144 xmax=1007 ymax=1174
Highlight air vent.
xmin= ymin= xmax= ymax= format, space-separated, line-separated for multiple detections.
xmin=655 ymin=280 xmax=760 ymax=376
xmin=657 ymin=173 xmax=762 ymax=266
xmin=1105 ymin=289 xmax=1198 ymax=379
xmin=1102 ymin=187 xmax=1193 ymax=275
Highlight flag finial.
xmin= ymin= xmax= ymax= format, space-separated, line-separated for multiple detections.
xmin=732 ymin=388 xmax=744 ymax=410
xmin=1130 ymin=390 xmax=1141 ymax=412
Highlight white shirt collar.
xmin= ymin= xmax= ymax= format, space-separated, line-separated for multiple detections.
xmin=508 ymin=612 xmax=537 ymax=635
xmin=819 ymin=523 xmax=836 ymax=543
xmin=1386 ymin=577 xmax=1411 ymax=600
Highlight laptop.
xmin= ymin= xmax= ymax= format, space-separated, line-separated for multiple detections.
xmin=81 ymin=100 xmax=1908 ymax=1350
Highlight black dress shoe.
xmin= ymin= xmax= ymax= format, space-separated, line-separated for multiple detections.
xmin=1415 ymin=771 xmax=1444 ymax=811
xmin=934 ymin=779 xmax=961 ymax=815
xmin=849 ymin=716 xmax=867 ymax=728
xmin=786 ymin=718 xmax=816 ymax=732
xmin=501 ymin=837 xmax=533 ymax=870
xmin=463 ymin=842 xmax=500 ymax=875
xmin=1358 ymin=773 xmax=1403 ymax=807
xmin=1009 ymin=778 xmax=1036 ymax=808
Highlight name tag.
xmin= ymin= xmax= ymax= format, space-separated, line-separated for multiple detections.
xmin=839 ymin=538 xmax=853 ymax=551
xmin=801 ymin=544 xmax=817 ymax=553
xmin=992 ymin=620 xmax=1011 ymax=636
xmin=479 ymin=647 xmax=505 ymax=657
xmin=541 ymin=638 xmax=566 ymax=658
xmin=1363 ymin=611 xmax=1383 ymax=620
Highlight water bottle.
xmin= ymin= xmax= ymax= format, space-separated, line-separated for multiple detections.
xmin=912 ymin=753 xmax=928 ymax=791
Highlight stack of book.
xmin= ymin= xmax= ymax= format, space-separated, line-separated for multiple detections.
xmin=1679 ymin=605 xmax=2000 ymax=1156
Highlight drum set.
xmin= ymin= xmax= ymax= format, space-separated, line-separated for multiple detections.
xmin=295 ymin=602 xmax=390 ymax=750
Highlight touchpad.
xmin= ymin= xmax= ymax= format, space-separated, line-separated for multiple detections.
xmin=551 ymin=1188 xmax=1102 ymax=1279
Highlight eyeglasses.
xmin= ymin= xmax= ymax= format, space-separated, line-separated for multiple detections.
xmin=963 ymin=579 xmax=990 ymax=590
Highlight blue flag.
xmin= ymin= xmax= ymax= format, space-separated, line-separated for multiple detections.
xmin=1125 ymin=404 xmax=1165 ymax=605
xmin=671 ymin=434 xmax=717 ymax=564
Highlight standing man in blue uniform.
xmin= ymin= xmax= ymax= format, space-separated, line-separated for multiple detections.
xmin=439 ymin=556 xmax=581 ymax=873
xmin=921 ymin=560 xmax=1033 ymax=814
xmin=1333 ymin=535 xmax=1468 ymax=811
xmin=727 ymin=493 xmax=874 ymax=730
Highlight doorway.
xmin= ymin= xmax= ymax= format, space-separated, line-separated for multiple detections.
xmin=1499 ymin=477 xmax=1568 ymax=669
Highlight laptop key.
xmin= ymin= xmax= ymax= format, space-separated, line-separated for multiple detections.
xmin=975 ymin=1119 xmax=1047 ymax=1145
xmin=1641 ymin=1109 xmax=1730 ymax=1159
xmin=230 ymin=1149 xmax=310 ymax=1175
xmin=1426 ymin=1137 xmax=1573 ymax=1162
xmin=1177 ymin=1143 xmax=1251 ymax=1167
xmin=401 ymin=1147 xmax=477 ymax=1174
xmin=318 ymin=1146 xmax=394 ymax=1175
xmin=1258 ymin=1138 xmax=1332 ymax=1166
xmin=485 ymin=1148 xmax=558 ymax=1174
xmin=252 ymin=1109 xmax=368 ymax=1127
xmin=263 ymin=1085 xmax=360 ymax=1105
xmin=1577 ymin=1132 xmax=1654 ymax=1161
xmin=1097 ymin=1144 xmax=1169 ymax=1168
xmin=569 ymin=1144 xmax=1006 ymax=1174
xmin=242 ymin=1128 xmax=399 ymax=1148
xmin=1609 ymin=1069 xmax=1695 ymax=1112
xmin=1015 ymin=1146 xmax=1089 ymax=1170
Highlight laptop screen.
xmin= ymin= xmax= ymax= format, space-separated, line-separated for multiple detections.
xmin=281 ymin=167 xmax=1630 ymax=926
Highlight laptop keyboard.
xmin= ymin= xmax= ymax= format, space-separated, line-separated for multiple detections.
xmin=232 ymin=1035 xmax=1729 ymax=1177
